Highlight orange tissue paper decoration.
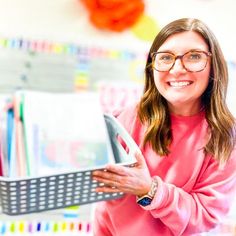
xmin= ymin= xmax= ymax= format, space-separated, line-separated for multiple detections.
xmin=81 ymin=0 xmax=145 ymax=32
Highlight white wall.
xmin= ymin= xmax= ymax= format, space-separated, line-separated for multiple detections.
xmin=0 ymin=0 xmax=235 ymax=113
xmin=0 ymin=0 xmax=236 ymax=55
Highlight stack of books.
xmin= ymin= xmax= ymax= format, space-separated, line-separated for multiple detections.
xmin=0 ymin=91 xmax=120 ymax=177
xmin=0 ymin=90 xmax=139 ymax=178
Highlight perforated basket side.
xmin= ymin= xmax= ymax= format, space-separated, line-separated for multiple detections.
xmin=0 ymin=170 xmax=123 ymax=215
xmin=0 ymin=114 xmax=138 ymax=215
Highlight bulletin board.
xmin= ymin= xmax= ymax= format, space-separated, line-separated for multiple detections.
xmin=0 ymin=37 xmax=146 ymax=113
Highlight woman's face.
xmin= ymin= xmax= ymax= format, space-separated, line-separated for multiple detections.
xmin=153 ymin=31 xmax=211 ymax=115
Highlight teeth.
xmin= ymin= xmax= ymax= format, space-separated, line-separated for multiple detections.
xmin=169 ymin=81 xmax=191 ymax=87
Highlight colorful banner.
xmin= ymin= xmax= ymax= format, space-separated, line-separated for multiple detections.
xmin=0 ymin=220 xmax=92 ymax=235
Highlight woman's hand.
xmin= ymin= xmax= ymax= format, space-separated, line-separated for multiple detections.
xmin=92 ymin=151 xmax=152 ymax=197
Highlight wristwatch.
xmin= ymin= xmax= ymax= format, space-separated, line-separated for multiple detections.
xmin=136 ymin=177 xmax=158 ymax=207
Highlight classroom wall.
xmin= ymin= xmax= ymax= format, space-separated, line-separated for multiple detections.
xmin=0 ymin=0 xmax=235 ymax=53
xmin=0 ymin=0 xmax=235 ymax=114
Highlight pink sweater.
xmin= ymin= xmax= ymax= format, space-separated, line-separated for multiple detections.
xmin=94 ymin=105 xmax=236 ymax=236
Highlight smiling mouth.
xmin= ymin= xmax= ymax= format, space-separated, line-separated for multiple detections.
xmin=168 ymin=81 xmax=193 ymax=88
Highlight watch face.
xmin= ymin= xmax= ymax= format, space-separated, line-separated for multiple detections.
xmin=137 ymin=196 xmax=152 ymax=206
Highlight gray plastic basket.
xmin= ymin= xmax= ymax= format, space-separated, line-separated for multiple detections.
xmin=0 ymin=114 xmax=138 ymax=215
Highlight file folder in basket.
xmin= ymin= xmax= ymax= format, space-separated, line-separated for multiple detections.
xmin=0 ymin=114 xmax=138 ymax=215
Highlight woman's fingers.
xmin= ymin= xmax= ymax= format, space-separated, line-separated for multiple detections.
xmin=93 ymin=169 xmax=123 ymax=181
xmin=91 ymin=151 xmax=151 ymax=195
xmin=93 ymin=175 xmax=120 ymax=187
xmin=94 ymin=185 xmax=123 ymax=193
xmin=93 ymin=164 xmax=129 ymax=178
xmin=105 ymin=164 xmax=129 ymax=175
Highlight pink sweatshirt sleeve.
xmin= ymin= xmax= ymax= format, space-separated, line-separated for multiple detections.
xmin=143 ymin=150 xmax=236 ymax=235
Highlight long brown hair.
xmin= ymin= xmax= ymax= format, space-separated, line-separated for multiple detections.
xmin=137 ymin=18 xmax=236 ymax=163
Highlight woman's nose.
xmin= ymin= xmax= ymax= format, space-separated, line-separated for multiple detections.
xmin=169 ymin=58 xmax=186 ymax=74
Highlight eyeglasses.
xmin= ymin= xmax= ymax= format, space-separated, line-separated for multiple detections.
xmin=151 ymin=50 xmax=212 ymax=72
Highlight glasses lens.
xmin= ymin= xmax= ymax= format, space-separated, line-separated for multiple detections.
xmin=183 ymin=51 xmax=208 ymax=72
xmin=153 ymin=52 xmax=174 ymax=72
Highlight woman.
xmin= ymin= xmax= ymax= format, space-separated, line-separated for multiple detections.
xmin=92 ymin=18 xmax=236 ymax=235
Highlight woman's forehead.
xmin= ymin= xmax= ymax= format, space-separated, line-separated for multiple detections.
xmin=158 ymin=31 xmax=209 ymax=54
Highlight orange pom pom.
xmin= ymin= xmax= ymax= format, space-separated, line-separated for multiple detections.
xmin=81 ymin=0 xmax=145 ymax=32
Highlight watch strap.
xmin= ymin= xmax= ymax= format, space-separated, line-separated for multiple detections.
xmin=148 ymin=176 xmax=158 ymax=198
xmin=136 ymin=176 xmax=158 ymax=205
